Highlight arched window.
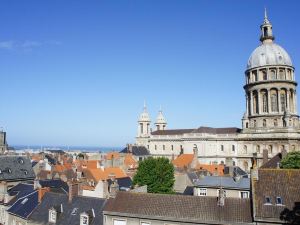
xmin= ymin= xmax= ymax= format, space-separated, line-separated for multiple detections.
xmin=253 ymin=71 xmax=258 ymax=82
xmin=140 ymin=123 xmax=143 ymax=134
xmin=262 ymin=91 xmax=268 ymax=112
xmin=256 ymin=145 xmax=260 ymax=153
xmin=253 ymin=92 xmax=259 ymax=114
xmin=220 ymin=145 xmax=224 ymax=151
xmin=263 ymin=119 xmax=267 ymax=127
xmin=232 ymin=145 xmax=235 ymax=151
xmin=290 ymin=91 xmax=294 ymax=112
xmin=280 ymin=92 xmax=286 ymax=112
xmin=246 ymin=122 xmax=249 ymax=128
xmin=271 ymin=92 xmax=278 ymax=112
xmin=279 ymin=69 xmax=285 ymax=80
xmin=268 ymin=145 xmax=273 ymax=154
xmin=243 ymin=145 xmax=247 ymax=154
xmin=243 ymin=161 xmax=249 ymax=172
xmin=274 ymin=119 xmax=278 ymax=127
xmin=262 ymin=71 xmax=267 ymax=80
xmin=270 ymin=70 xmax=276 ymax=80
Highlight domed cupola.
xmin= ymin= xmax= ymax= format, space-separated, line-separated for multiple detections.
xmin=155 ymin=107 xmax=167 ymax=131
xmin=242 ymin=9 xmax=299 ymax=132
xmin=137 ymin=102 xmax=151 ymax=138
xmin=247 ymin=9 xmax=293 ymax=70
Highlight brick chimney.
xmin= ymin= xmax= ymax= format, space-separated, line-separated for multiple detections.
xmin=263 ymin=149 xmax=268 ymax=165
xmin=38 ymin=187 xmax=50 ymax=203
xmin=190 ymin=145 xmax=199 ymax=170
xmin=68 ymin=181 xmax=79 ymax=203
xmin=217 ymin=188 xmax=225 ymax=206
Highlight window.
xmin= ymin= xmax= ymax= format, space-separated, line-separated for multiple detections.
xmin=268 ymin=145 xmax=273 ymax=154
xmin=140 ymin=123 xmax=143 ymax=134
xmin=263 ymin=119 xmax=267 ymax=127
xmin=243 ymin=145 xmax=247 ymax=154
xmin=171 ymin=145 xmax=174 ymax=151
xmin=141 ymin=222 xmax=150 ymax=225
xmin=256 ymin=145 xmax=260 ymax=153
xmin=220 ymin=145 xmax=224 ymax=151
xmin=21 ymin=198 xmax=28 ymax=204
xmin=155 ymin=145 xmax=157 ymax=150
xmin=262 ymin=92 xmax=268 ymax=112
xmin=253 ymin=92 xmax=259 ymax=114
xmin=271 ymin=93 xmax=278 ymax=112
xmin=81 ymin=215 xmax=89 ymax=225
xmin=262 ymin=71 xmax=267 ymax=80
xmin=113 ymin=219 xmax=126 ymax=225
xmin=265 ymin=196 xmax=272 ymax=205
xmin=274 ymin=119 xmax=278 ymax=127
xmin=270 ymin=70 xmax=276 ymax=79
xmin=217 ymin=189 xmax=227 ymax=197
xmin=232 ymin=145 xmax=235 ymax=151
xmin=163 ymin=145 xmax=165 ymax=150
xmin=253 ymin=120 xmax=257 ymax=128
xmin=49 ymin=210 xmax=56 ymax=223
xmin=279 ymin=69 xmax=285 ymax=79
xmin=197 ymin=188 xmax=207 ymax=196
xmin=276 ymin=197 xmax=283 ymax=205
xmin=240 ymin=191 xmax=249 ymax=198
xmin=280 ymin=92 xmax=286 ymax=112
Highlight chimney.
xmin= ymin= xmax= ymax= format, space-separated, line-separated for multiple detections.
xmin=0 ymin=181 xmax=8 ymax=202
xmin=38 ymin=187 xmax=50 ymax=203
xmin=263 ymin=149 xmax=268 ymax=165
xmin=251 ymin=153 xmax=258 ymax=169
xmin=217 ymin=188 xmax=225 ymax=206
xmin=190 ymin=145 xmax=199 ymax=169
xmin=68 ymin=181 xmax=79 ymax=203
xmin=34 ymin=179 xmax=41 ymax=190
xmin=109 ymin=179 xmax=119 ymax=198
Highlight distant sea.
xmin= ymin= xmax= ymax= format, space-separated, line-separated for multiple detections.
xmin=11 ymin=145 xmax=123 ymax=153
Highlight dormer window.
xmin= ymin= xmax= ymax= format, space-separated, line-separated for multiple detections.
xmin=80 ymin=213 xmax=89 ymax=225
xmin=49 ymin=209 xmax=57 ymax=223
xmin=276 ymin=197 xmax=283 ymax=205
xmin=265 ymin=196 xmax=271 ymax=205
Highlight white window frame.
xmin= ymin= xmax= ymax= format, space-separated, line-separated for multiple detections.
xmin=49 ymin=210 xmax=56 ymax=223
xmin=197 ymin=188 xmax=207 ymax=196
xmin=113 ymin=218 xmax=127 ymax=225
xmin=240 ymin=191 xmax=250 ymax=199
xmin=80 ymin=215 xmax=89 ymax=225
xmin=140 ymin=221 xmax=151 ymax=225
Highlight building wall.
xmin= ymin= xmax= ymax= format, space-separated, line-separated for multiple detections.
xmin=193 ymin=187 xmax=250 ymax=198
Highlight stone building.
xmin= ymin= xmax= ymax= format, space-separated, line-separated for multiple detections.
xmin=0 ymin=130 xmax=7 ymax=154
xmin=135 ymin=11 xmax=300 ymax=172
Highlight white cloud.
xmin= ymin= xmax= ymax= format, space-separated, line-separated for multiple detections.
xmin=0 ymin=41 xmax=15 ymax=49
xmin=0 ymin=40 xmax=62 ymax=51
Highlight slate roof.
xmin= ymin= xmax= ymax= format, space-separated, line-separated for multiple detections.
xmin=104 ymin=192 xmax=253 ymax=224
xmin=253 ymin=169 xmax=300 ymax=223
xmin=151 ymin=127 xmax=241 ymax=136
xmin=107 ymin=177 xmax=132 ymax=191
xmin=192 ymin=126 xmax=241 ymax=134
xmin=151 ymin=129 xmax=194 ymax=135
xmin=7 ymin=183 xmax=34 ymax=206
xmin=7 ymin=190 xmax=38 ymax=219
xmin=39 ymin=179 xmax=69 ymax=194
xmin=194 ymin=176 xmax=250 ymax=190
xmin=120 ymin=146 xmax=150 ymax=156
xmin=260 ymin=153 xmax=283 ymax=169
xmin=0 ymin=156 xmax=36 ymax=182
xmin=29 ymin=192 xmax=106 ymax=225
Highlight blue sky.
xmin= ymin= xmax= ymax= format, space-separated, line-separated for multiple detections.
xmin=0 ymin=1 xmax=300 ymax=147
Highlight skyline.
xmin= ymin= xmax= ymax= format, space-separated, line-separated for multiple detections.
xmin=1 ymin=1 xmax=300 ymax=147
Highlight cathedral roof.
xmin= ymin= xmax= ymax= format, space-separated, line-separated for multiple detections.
xmin=151 ymin=127 xmax=241 ymax=136
xmin=247 ymin=42 xmax=293 ymax=70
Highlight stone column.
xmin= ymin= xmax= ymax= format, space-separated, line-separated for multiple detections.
xmin=287 ymin=91 xmax=290 ymax=112
xmin=250 ymin=91 xmax=253 ymax=115
xmin=267 ymin=89 xmax=271 ymax=113
xmin=257 ymin=89 xmax=261 ymax=114
xmin=278 ymin=89 xmax=281 ymax=113
xmin=246 ymin=94 xmax=249 ymax=116
xmin=294 ymin=90 xmax=298 ymax=114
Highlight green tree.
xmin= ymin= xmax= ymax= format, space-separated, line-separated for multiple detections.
xmin=281 ymin=151 xmax=300 ymax=169
xmin=133 ymin=157 xmax=175 ymax=194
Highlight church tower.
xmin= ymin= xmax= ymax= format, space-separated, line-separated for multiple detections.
xmin=155 ymin=107 xmax=167 ymax=131
xmin=242 ymin=9 xmax=299 ymax=132
xmin=136 ymin=102 xmax=151 ymax=146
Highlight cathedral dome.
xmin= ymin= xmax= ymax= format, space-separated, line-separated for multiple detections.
xmin=156 ymin=110 xmax=166 ymax=124
xmin=247 ymin=42 xmax=293 ymax=70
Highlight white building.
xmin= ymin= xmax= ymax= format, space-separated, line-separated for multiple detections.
xmin=135 ymin=11 xmax=300 ymax=172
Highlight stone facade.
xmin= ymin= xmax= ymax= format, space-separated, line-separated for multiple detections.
xmin=0 ymin=131 xmax=7 ymax=154
xmin=135 ymin=13 xmax=300 ymax=172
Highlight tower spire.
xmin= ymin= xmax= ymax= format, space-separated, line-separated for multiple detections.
xmin=260 ymin=8 xmax=274 ymax=43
